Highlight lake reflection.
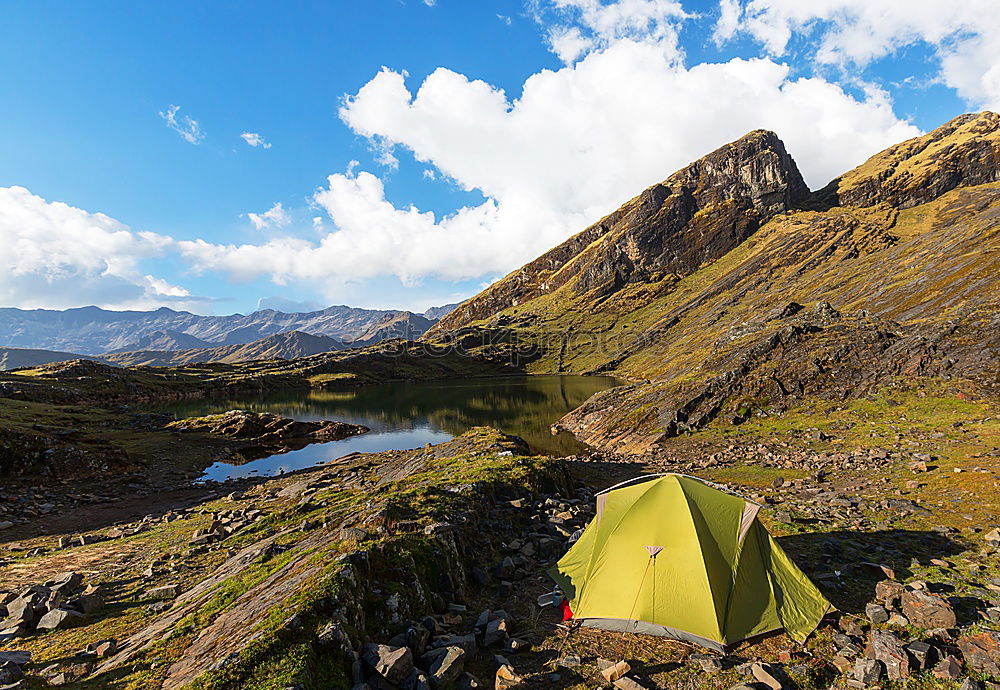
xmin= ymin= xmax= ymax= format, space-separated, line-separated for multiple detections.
xmin=151 ymin=375 xmax=621 ymax=482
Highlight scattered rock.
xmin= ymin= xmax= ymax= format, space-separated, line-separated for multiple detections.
xmin=601 ymin=661 xmax=631 ymax=683
xmin=865 ymin=603 xmax=889 ymax=624
xmin=901 ymin=589 xmax=957 ymax=628
xmin=904 ymin=640 xmax=934 ymax=669
xmin=867 ymin=630 xmax=909 ymax=680
xmin=958 ymin=630 xmax=1000 ymax=676
xmin=853 ymin=658 xmax=882 ymax=685
xmin=0 ymin=659 xmax=24 ymax=685
xmin=751 ymin=662 xmax=783 ymax=690
xmin=932 ymin=655 xmax=962 ymax=679
xmin=422 ymin=646 xmax=465 ymax=688
xmin=35 ymin=607 xmax=85 ymax=631
xmin=362 ymin=644 xmax=413 ymax=685
xmin=690 ymin=653 xmax=724 ymax=673
xmin=495 ymin=663 xmax=522 ymax=689
xmin=874 ymin=580 xmax=905 ymax=608
xmin=146 ymin=585 xmax=179 ymax=600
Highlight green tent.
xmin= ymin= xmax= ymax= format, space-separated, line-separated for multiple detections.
xmin=549 ymin=474 xmax=832 ymax=652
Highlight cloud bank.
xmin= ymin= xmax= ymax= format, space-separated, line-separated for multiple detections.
xmin=183 ymin=34 xmax=918 ymax=290
xmin=715 ymin=0 xmax=1000 ymax=110
xmin=0 ymin=186 xmax=199 ymax=310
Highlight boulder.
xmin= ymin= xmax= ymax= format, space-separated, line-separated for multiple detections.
xmin=904 ymin=640 xmax=935 ymax=669
xmin=0 ymin=622 xmax=29 ymax=641
xmin=339 ymin=527 xmax=370 ymax=542
xmin=0 ymin=652 xmax=30 ymax=666
xmin=958 ymin=631 xmax=1000 ymax=676
xmin=94 ymin=639 xmax=118 ymax=658
xmin=932 ymin=655 xmax=962 ymax=679
xmin=362 ymin=643 xmax=413 ymax=685
xmin=36 ymin=607 xmax=85 ymax=631
xmin=484 ymin=617 xmax=508 ymax=646
xmin=868 ymin=630 xmax=909 ymax=680
xmin=865 ymin=603 xmax=889 ymax=624
xmin=0 ymin=659 xmax=23 ymax=685
xmin=69 ymin=593 xmax=104 ymax=614
xmin=854 ymin=658 xmax=882 ymax=684
xmin=4 ymin=596 xmax=39 ymax=626
xmin=874 ymin=580 xmax=905 ymax=608
xmin=423 ymin=646 xmax=465 ymax=688
xmin=901 ymin=590 xmax=956 ymax=628
xmin=47 ymin=572 xmax=84 ymax=596
xmin=495 ymin=663 xmax=522 ymax=689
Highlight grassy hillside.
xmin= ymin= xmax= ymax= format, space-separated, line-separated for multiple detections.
xmin=427 ymin=113 xmax=1000 ymax=451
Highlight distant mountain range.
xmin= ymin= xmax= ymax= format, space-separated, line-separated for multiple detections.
xmin=0 ymin=347 xmax=105 ymax=371
xmin=0 ymin=303 xmax=459 ymax=356
xmin=101 ymin=330 xmax=346 ymax=367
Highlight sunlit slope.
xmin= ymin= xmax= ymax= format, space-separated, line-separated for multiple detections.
xmin=427 ymin=113 xmax=1000 ymax=451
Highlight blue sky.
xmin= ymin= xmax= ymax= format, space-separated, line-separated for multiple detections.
xmin=0 ymin=0 xmax=993 ymax=315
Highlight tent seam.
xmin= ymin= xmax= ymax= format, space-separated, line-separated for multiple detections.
xmin=677 ymin=479 xmax=726 ymax=644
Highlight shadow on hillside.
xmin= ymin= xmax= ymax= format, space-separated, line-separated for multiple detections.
xmin=777 ymin=528 xmax=968 ymax=613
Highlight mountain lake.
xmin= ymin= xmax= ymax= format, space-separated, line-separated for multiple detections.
xmin=149 ymin=375 xmax=623 ymax=482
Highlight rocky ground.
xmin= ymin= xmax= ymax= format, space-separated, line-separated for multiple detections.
xmin=0 ymin=408 xmax=371 ymax=540
xmin=0 ymin=383 xmax=999 ymax=689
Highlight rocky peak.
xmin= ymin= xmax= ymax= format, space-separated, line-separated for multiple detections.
xmin=433 ymin=130 xmax=808 ymax=333
xmin=815 ymin=111 xmax=1000 ymax=210
xmin=669 ymin=129 xmax=810 ymax=215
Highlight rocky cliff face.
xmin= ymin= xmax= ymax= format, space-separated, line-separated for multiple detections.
xmin=432 ymin=130 xmax=809 ymax=333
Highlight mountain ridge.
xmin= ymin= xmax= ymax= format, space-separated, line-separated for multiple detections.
xmin=431 ymin=129 xmax=808 ymax=335
xmin=428 ymin=112 xmax=1000 ymax=452
xmin=103 ymin=330 xmax=346 ymax=367
xmin=0 ymin=302 xmax=459 ymax=355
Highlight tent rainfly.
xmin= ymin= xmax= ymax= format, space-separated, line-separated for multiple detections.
xmin=549 ymin=474 xmax=833 ymax=652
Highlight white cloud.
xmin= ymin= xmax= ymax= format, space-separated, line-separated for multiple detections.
xmin=716 ymin=0 xmax=1000 ymax=110
xmin=159 ymin=104 xmax=205 ymax=145
xmin=540 ymin=0 xmax=688 ymax=63
xmin=0 ymin=186 xmax=200 ymax=310
xmin=247 ymin=202 xmax=291 ymax=230
xmin=179 ymin=170 xmax=531 ymax=286
xmin=497 ymin=14 xmax=512 ymax=25
xmin=713 ymin=0 xmax=741 ymax=46
xmin=240 ymin=131 xmax=272 ymax=148
xmin=423 ymin=0 xmax=436 ymax=6
xmin=179 ymin=38 xmax=918 ymax=291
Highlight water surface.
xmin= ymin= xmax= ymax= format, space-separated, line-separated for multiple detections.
xmin=151 ymin=375 xmax=621 ymax=482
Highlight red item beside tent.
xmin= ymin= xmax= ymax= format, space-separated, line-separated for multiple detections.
xmin=560 ymin=599 xmax=573 ymax=621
